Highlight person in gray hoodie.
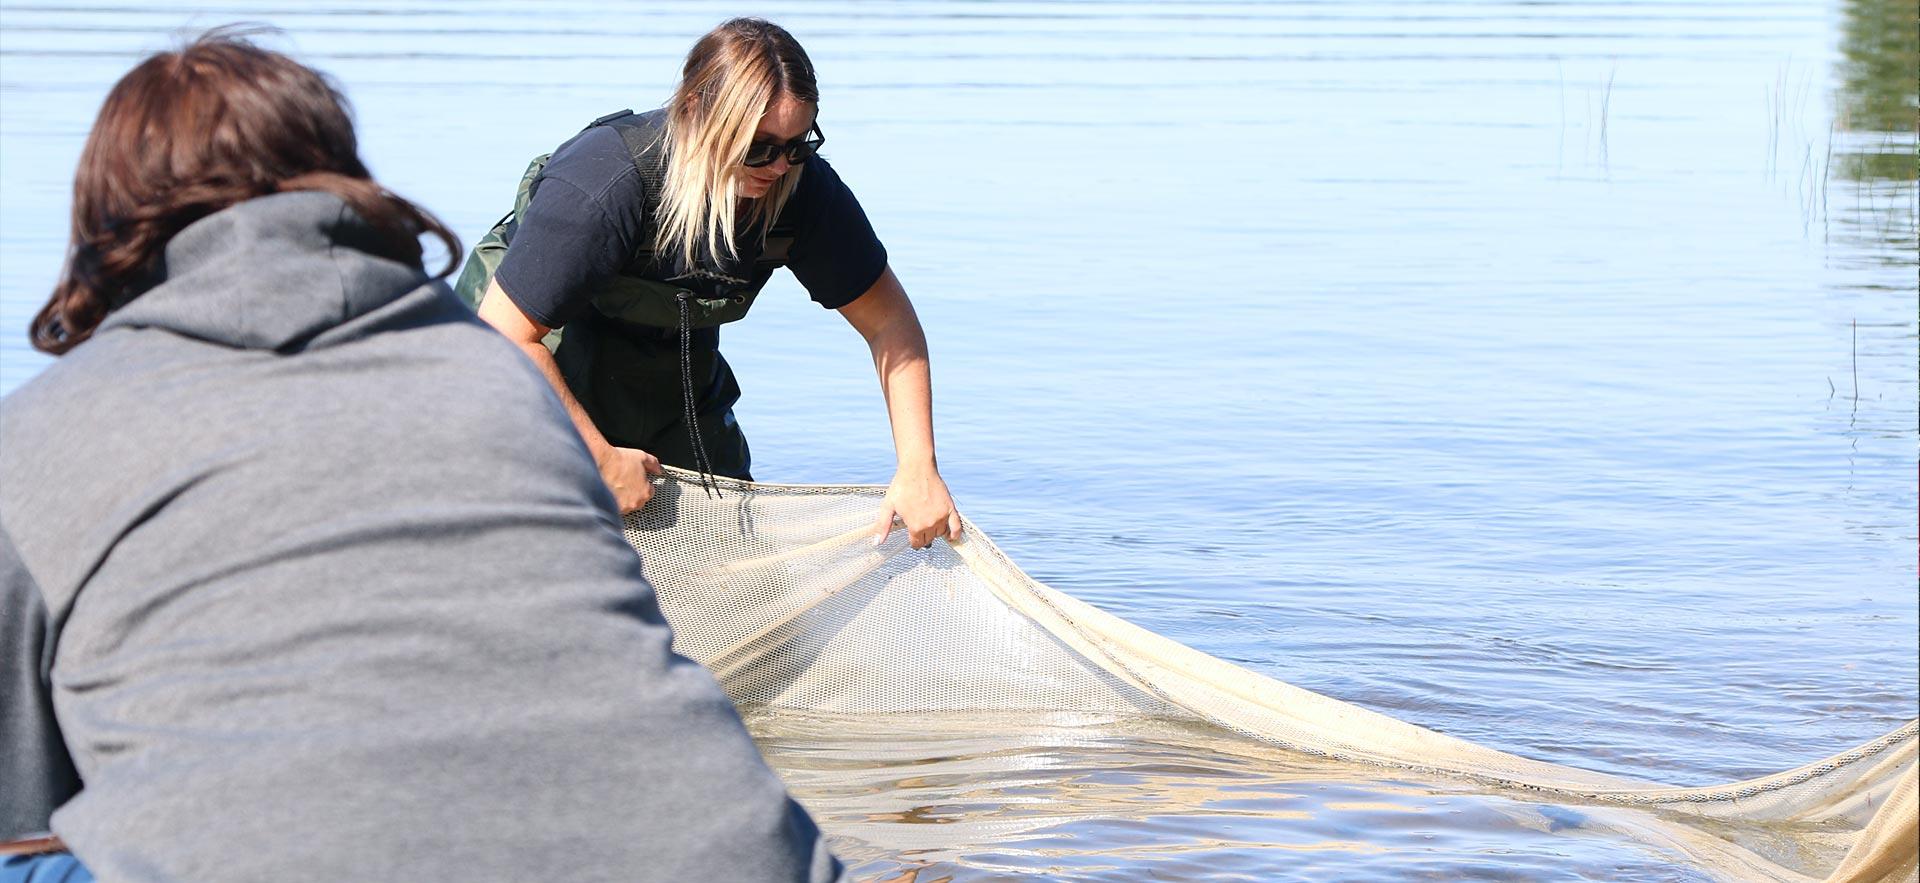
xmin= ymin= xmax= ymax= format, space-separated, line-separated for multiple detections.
xmin=0 ymin=30 xmax=842 ymax=883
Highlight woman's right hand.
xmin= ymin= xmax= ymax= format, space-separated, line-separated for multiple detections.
xmin=595 ymin=445 xmax=664 ymax=513
xmin=480 ymin=282 xmax=662 ymax=513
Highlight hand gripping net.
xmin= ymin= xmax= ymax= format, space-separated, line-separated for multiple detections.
xmin=624 ymin=471 xmax=1918 ymax=883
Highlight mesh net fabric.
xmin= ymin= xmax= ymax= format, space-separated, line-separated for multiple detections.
xmin=623 ymin=470 xmax=1918 ymax=883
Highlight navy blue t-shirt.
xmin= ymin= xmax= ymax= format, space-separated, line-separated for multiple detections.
xmin=495 ymin=120 xmax=888 ymax=330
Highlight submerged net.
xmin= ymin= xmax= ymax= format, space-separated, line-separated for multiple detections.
xmin=624 ymin=470 xmax=1918 ymax=883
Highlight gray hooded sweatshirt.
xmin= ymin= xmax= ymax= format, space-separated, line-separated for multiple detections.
xmin=0 ymin=191 xmax=842 ymax=882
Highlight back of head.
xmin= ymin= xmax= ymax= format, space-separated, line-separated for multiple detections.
xmin=656 ymin=17 xmax=820 ymax=270
xmin=30 ymin=26 xmax=456 ymax=355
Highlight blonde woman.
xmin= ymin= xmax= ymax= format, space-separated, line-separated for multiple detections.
xmin=459 ymin=18 xmax=960 ymax=549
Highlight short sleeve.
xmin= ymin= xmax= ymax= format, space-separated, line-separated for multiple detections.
xmin=0 ymin=524 xmax=81 ymax=839
xmin=784 ymin=157 xmax=889 ymax=311
xmin=494 ymin=129 xmax=650 ymax=329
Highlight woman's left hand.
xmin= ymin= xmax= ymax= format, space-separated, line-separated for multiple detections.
xmin=873 ymin=464 xmax=962 ymax=550
xmin=840 ymin=266 xmax=958 ymax=551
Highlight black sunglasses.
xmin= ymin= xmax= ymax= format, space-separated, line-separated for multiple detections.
xmin=743 ymin=123 xmax=824 ymax=168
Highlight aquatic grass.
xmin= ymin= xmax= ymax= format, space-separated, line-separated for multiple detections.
xmin=1841 ymin=319 xmax=1859 ymax=428
xmin=1822 ymin=122 xmax=1833 ymax=242
xmin=1599 ymin=64 xmax=1614 ymax=171
xmin=1765 ymin=63 xmax=1784 ymax=179
xmin=1556 ymin=60 xmax=1566 ymax=176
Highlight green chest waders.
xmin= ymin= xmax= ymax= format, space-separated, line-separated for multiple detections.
xmin=454 ymin=110 xmax=793 ymax=483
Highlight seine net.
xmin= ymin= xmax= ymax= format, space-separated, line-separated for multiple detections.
xmin=624 ymin=471 xmax=1918 ymax=883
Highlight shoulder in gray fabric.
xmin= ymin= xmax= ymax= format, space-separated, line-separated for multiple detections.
xmin=0 ymin=192 xmax=843 ymax=883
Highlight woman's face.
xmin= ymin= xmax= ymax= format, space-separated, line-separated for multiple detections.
xmin=737 ymin=93 xmax=815 ymax=199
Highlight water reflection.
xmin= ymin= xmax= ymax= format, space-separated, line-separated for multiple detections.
xmin=749 ymin=710 xmax=1733 ymax=882
xmin=1835 ymin=0 xmax=1917 ymax=182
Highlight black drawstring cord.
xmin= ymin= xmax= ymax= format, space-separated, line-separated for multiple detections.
xmin=675 ymin=292 xmax=722 ymax=499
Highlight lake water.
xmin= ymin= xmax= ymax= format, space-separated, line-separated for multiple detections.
xmin=1 ymin=1 xmax=1914 ymax=880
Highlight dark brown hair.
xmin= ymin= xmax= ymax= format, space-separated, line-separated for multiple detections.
xmin=30 ymin=27 xmax=459 ymax=355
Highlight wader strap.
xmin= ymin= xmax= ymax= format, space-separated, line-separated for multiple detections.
xmin=591 ymin=108 xmax=635 ymax=127
xmin=595 ymin=110 xmax=670 ymax=231
xmin=674 ymin=292 xmax=721 ymax=498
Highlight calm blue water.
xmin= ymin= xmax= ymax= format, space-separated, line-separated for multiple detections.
xmin=2 ymin=2 xmax=1914 ymax=879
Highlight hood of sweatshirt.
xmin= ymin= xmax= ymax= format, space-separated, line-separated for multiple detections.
xmin=97 ymin=190 xmax=435 ymax=351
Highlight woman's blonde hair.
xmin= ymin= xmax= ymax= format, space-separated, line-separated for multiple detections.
xmin=656 ymin=18 xmax=818 ymax=272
